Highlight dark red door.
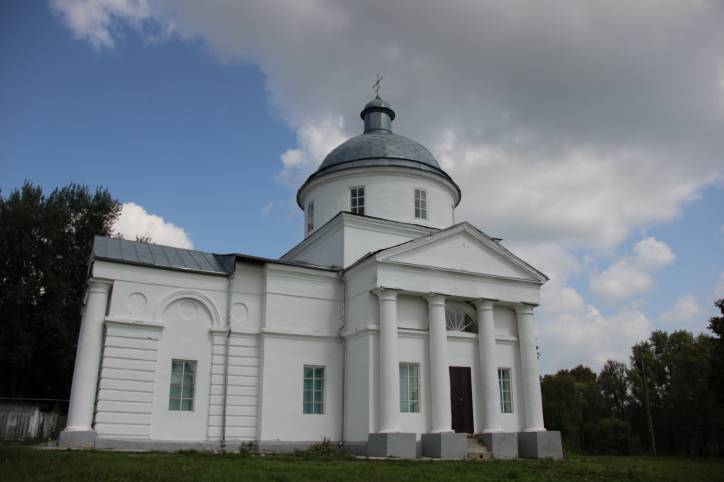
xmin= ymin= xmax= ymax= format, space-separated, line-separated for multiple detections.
xmin=449 ymin=366 xmax=474 ymax=434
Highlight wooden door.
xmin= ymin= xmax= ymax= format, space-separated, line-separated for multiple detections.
xmin=449 ymin=366 xmax=474 ymax=434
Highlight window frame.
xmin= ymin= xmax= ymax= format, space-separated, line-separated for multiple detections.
xmin=498 ymin=367 xmax=513 ymax=414
xmin=350 ymin=186 xmax=365 ymax=215
xmin=169 ymin=359 xmax=197 ymax=412
xmin=303 ymin=365 xmax=325 ymax=415
xmin=306 ymin=201 xmax=314 ymax=234
xmin=414 ymin=188 xmax=427 ymax=220
xmin=399 ymin=362 xmax=420 ymax=413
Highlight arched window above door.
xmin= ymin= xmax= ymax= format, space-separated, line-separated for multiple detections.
xmin=445 ymin=303 xmax=477 ymax=333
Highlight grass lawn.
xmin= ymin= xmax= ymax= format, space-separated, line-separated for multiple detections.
xmin=1 ymin=444 xmax=723 ymax=481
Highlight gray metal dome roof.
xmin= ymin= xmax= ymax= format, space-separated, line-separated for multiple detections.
xmin=318 ymin=130 xmax=441 ymax=171
xmin=297 ymin=96 xmax=461 ymax=207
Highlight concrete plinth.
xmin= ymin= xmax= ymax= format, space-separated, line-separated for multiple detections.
xmin=478 ymin=432 xmax=518 ymax=459
xmin=517 ymin=431 xmax=563 ymax=459
xmin=58 ymin=429 xmax=96 ymax=448
xmin=367 ymin=433 xmax=416 ymax=459
xmin=421 ymin=432 xmax=467 ymax=459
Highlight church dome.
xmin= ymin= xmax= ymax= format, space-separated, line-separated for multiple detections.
xmin=297 ymin=96 xmax=461 ymax=207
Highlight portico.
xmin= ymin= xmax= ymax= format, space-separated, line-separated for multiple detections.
xmin=363 ymin=274 xmax=548 ymax=458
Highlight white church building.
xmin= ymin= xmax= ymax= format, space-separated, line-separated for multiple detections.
xmin=60 ymin=96 xmax=562 ymax=459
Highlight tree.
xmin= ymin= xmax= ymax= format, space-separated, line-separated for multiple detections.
xmin=0 ymin=181 xmax=121 ymax=400
xmin=708 ymin=299 xmax=724 ymax=404
xmin=598 ymin=360 xmax=629 ymax=419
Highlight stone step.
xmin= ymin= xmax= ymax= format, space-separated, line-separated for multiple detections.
xmin=466 ymin=436 xmax=492 ymax=460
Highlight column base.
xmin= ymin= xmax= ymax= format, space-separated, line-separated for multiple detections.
xmin=478 ymin=432 xmax=518 ymax=459
xmin=59 ymin=429 xmax=97 ymax=448
xmin=517 ymin=431 xmax=563 ymax=459
xmin=421 ymin=432 xmax=467 ymax=459
xmin=367 ymin=433 xmax=416 ymax=459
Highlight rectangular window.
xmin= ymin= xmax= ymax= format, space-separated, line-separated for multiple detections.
xmin=350 ymin=186 xmax=365 ymax=215
xmin=399 ymin=363 xmax=420 ymax=413
xmin=169 ymin=360 xmax=196 ymax=411
xmin=306 ymin=201 xmax=314 ymax=233
xmin=414 ymin=189 xmax=427 ymax=220
xmin=498 ymin=368 xmax=513 ymax=413
xmin=303 ymin=366 xmax=325 ymax=414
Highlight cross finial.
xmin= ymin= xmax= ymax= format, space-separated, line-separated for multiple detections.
xmin=373 ymin=74 xmax=383 ymax=97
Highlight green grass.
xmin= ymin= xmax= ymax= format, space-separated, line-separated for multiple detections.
xmin=1 ymin=444 xmax=722 ymax=481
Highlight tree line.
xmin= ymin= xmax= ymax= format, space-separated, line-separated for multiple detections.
xmin=541 ymin=299 xmax=724 ymax=456
xmin=0 ymin=182 xmax=121 ymax=401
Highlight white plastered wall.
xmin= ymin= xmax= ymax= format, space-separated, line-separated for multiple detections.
xmin=300 ymin=168 xmax=457 ymax=234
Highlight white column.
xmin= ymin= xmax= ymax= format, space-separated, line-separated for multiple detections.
xmin=515 ymin=304 xmax=545 ymax=432
xmin=65 ymin=279 xmax=111 ymax=432
xmin=425 ymin=294 xmax=453 ymax=433
xmin=375 ymin=288 xmax=401 ymax=433
xmin=474 ymin=299 xmax=502 ymax=433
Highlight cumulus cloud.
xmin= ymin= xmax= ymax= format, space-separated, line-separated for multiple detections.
xmin=715 ymin=272 xmax=724 ymax=299
xmin=51 ymin=0 xmax=724 ymax=371
xmin=590 ymin=237 xmax=675 ymax=302
xmin=276 ymin=116 xmax=347 ymax=187
xmin=113 ymin=202 xmax=193 ymax=249
xmin=49 ymin=0 xmax=167 ymax=49
xmin=660 ymin=294 xmax=704 ymax=326
xmin=49 ymin=1 xmax=724 ymax=247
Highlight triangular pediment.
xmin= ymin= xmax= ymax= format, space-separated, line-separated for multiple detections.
xmin=376 ymin=223 xmax=547 ymax=282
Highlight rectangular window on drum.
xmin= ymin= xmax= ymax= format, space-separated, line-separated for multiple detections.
xmin=169 ymin=359 xmax=196 ymax=411
xmin=306 ymin=201 xmax=314 ymax=233
xmin=399 ymin=363 xmax=420 ymax=413
xmin=414 ymin=189 xmax=427 ymax=220
xmin=303 ymin=366 xmax=325 ymax=414
xmin=498 ymin=367 xmax=513 ymax=414
xmin=350 ymin=186 xmax=365 ymax=215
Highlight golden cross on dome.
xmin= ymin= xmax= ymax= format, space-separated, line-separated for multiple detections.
xmin=373 ymin=74 xmax=383 ymax=97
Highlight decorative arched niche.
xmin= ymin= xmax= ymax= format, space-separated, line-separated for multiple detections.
xmin=445 ymin=302 xmax=477 ymax=334
xmin=154 ymin=290 xmax=221 ymax=329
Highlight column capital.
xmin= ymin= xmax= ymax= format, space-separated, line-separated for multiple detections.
xmin=424 ymin=293 xmax=446 ymax=307
xmin=472 ymin=298 xmax=497 ymax=310
xmin=87 ymin=279 xmax=112 ymax=294
xmin=372 ymin=287 xmax=399 ymax=301
xmin=514 ymin=303 xmax=537 ymax=316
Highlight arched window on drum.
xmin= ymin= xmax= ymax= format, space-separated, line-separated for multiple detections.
xmin=445 ymin=304 xmax=477 ymax=334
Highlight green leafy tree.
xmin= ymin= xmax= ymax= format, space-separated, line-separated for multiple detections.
xmin=598 ymin=360 xmax=629 ymax=419
xmin=0 ymin=181 xmax=121 ymax=399
xmin=708 ymin=299 xmax=724 ymax=403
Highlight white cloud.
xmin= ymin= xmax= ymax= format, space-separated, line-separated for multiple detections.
xmin=49 ymin=0 xmax=163 ymax=49
xmin=49 ymin=1 xmax=724 ymax=247
xmin=660 ymin=294 xmax=704 ymax=326
xmin=536 ymin=282 xmax=652 ymax=371
xmin=112 ymin=202 xmax=192 ymax=249
xmin=590 ymin=237 xmax=675 ymax=302
xmin=715 ymin=272 xmax=724 ymax=299
xmin=276 ymin=116 xmax=347 ymax=187
xmin=51 ymin=0 xmax=724 ymax=371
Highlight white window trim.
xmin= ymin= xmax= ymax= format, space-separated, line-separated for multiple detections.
xmin=169 ymin=359 xmax=196 ymax=412
xmin=414 ymin=188 xmax=427 ymax=220
xmin=399 ymin=362 xmax=420 ymax=413
xmin=306 ymin=201 xmax=314 ymax=233
xmin=498 ymin=367 xmax=513 ymax=414
xmin=303 ymin=365 xmax=325 ymax=415
xmin=350 ymin=186 xmax=365 ymax=215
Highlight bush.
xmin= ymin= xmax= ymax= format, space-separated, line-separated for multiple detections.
xmin=591 ymin=417 xmax=633 ymax=454
xmin=238 ymin=441 xmax=256 ymax=458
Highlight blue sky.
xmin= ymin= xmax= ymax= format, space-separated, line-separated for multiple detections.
xmin=2 ymin=1 xmax=723 ymax=372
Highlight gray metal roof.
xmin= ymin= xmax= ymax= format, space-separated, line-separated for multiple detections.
xmin=91 ymin=236 xmax=336 ymax=275
xmin=93 ymin=236 xmax=234 ymax=274
xmin=318 ymin=130 xmax=441 ymax=171
xmin=297 ymin=96 xmax=461 ymax=207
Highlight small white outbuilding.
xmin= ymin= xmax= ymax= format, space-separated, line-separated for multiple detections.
xmin=60 ymin=96 xmax=562 ymax=459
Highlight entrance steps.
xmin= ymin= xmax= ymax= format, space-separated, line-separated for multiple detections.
xmin=466 ymin=435 xmax=492 ymax=460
